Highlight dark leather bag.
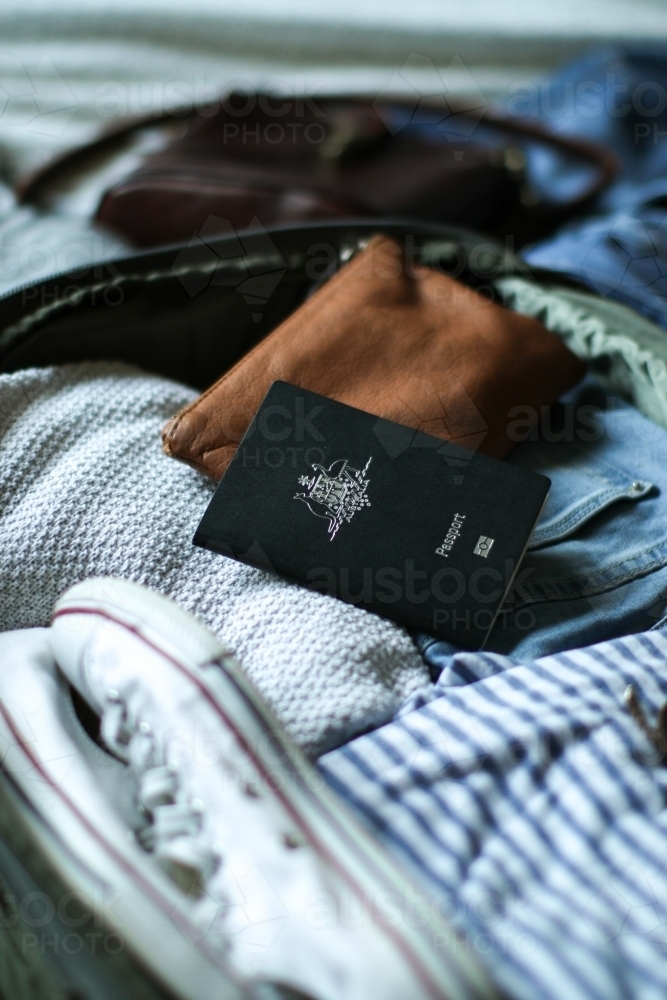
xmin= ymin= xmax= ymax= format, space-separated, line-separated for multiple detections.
xmin=0 ymin=220 xmax=578 ymax=390
xmin=18 ymin=95 xmax=617 ymax=250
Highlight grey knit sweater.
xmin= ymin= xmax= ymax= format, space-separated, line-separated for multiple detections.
xmin=0 ymin=362 xmax=429 ymax=757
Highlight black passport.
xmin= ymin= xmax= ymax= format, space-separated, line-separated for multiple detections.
xmin=194 ymin=382 xmax=550 ymax=649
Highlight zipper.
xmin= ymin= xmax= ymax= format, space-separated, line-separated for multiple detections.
xmin=0 ymin=250 xmax=297 ymax=352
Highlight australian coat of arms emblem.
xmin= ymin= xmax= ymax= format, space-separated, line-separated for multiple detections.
xmin=294 ymin=457 xmax=372 ymax=540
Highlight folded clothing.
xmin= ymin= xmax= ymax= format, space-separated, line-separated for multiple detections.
xmin=419 ymin=378 xmax=667 ymax=668
xmin=6 ymin=357 xmax=667 ymax=762
xmin=0 ymin=362 xmax=429 ymax=757
xmin=320 ymin=628 xmax=667 ymax=1000
xmin=497 ymin=277 xmax=667 ymax=432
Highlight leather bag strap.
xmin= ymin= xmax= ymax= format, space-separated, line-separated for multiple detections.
xmin=16 ymin=95 xmax=617 ymax=219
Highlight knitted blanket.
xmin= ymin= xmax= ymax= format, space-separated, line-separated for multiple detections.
xmin=0 ymin=362 xmax=429 ymax=757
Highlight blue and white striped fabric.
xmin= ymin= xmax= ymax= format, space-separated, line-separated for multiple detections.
xmin=319 ymin=630 xmax=667 ymax=1000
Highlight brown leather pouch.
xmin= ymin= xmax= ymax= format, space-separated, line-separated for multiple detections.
xmin=162 ymin=235 xmax=585 ymax=479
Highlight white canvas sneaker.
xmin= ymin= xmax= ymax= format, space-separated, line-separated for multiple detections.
xmin=0 ymin=577 xmax=500 ymax=1000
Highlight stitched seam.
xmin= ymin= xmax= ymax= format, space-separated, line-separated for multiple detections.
xmin=530 ymin=487 xmax=645 ymax=547
xmin=505 ymin=541 xmax=667 ymax=608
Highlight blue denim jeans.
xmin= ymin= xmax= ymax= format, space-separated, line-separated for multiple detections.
xmin=517 ymin=46 xmax=667 ymax=330
xmin=418 ymin=380 xmax=667 ymax=673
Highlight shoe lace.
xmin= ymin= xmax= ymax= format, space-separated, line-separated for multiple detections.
xmin=101 ymin=686 xmax=220 ymax=896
